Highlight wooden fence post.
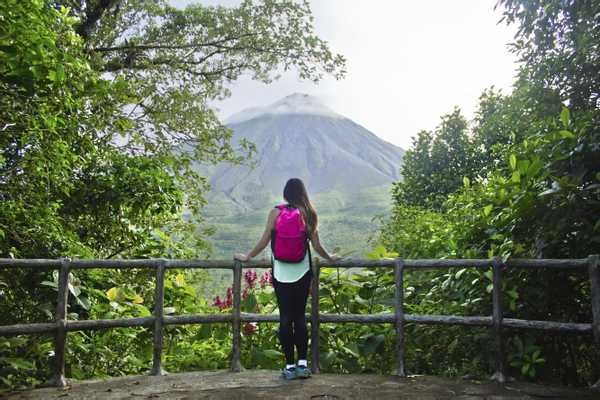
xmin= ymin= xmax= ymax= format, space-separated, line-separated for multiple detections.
xmin=150 ymin=260 xmax=167 ymax=376
xmin=588 ymin=254 xmax=600 ymax=390
xmin=490 ymin=257 xmax=506 ymax=383
xmin=394 ymin=259 xmax=406 ymax=377
xmin=49 ymin=258 xmax=70 ymax=387
xmin=310 ymin=258 xmax=321 ymax=374
xmin=231 ymin=259 xmax=242 ymax=372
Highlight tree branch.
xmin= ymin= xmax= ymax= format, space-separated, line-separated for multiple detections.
xmin=77 ymin=0 xmax=122 ymax=40
xmin=90 ymin=33 xmax=260 ymax=53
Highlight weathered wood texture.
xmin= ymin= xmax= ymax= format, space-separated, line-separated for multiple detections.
xmin=0 ymin=258 xmax=272 ymax=270
xmin=150 ymin=261 xmax=167 ymax=376
xmin=163 ymin=314 xmax=233 ymax=325
xmin=49 ymin=259 xmax=70 ymax=388
xmin=67 ymin=317 xmax=154 ymax=331
xmin=0 ymin=314 xmax=591 ymax=335
xmin=394 ymin=259 xmax=406 ymax=377
xmin=230 ymin=260 xmax=242 ymax=372
xmin=589 ymin=255 xmax=600 ymax=345
xmin=317 ymin=258 xmax=588 ymax=270
xmin=0 ymin=258 xmax=588 ymax=270
xmin=491 ymin=258 xmax=506 ymax=383
xmin=0 ymin=259 xmax=61 ymax=269
xmin=0 ymin=313 xmax=592 ymax=336
xmin=502 ymin=318 xmax=591 ymax=332
xmin=588 ymin=255 xmax=600 ymax=390
xmin=0 ymin=322 xmax=56 ymax=335
xmin=506 ymin=258 xmax=588 ymax=269
xmin=311 ymin=259 xmax=321 ymax=374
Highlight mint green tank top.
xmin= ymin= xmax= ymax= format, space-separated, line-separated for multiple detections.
xmin=272 ymin=255 xmax=310 ymax=283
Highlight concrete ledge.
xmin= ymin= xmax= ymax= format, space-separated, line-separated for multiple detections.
xmin=3 ymin=370 xmax=597 ymax=399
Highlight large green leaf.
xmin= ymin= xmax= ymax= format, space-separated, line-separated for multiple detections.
xmin=261 ymin=349 xmax=283 ymax=359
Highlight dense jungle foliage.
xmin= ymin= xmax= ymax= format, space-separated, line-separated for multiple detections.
xmin=1 ymin=0 xmax=599 ymax=392
xmin=382 ymin=0 xmax=600 ymax=386
xmin=0 ymin=0 xmax=345 ymax=390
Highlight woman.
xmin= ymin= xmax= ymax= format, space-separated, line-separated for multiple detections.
xmin=234 ymin=178 xmax=340 ymax=380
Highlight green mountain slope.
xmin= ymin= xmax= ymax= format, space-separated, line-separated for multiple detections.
xmin=205 ymin=184 xmax=393 ymax=258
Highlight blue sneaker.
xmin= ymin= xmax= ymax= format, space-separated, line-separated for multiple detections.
xmin=281 ymin=366 xmax=297 ymax=380
xmin=295 ymin=365 xmax=311 ymax=379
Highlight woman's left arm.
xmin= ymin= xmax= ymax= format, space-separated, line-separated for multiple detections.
xmin=234 ymin=208 xmax=279 ymax=261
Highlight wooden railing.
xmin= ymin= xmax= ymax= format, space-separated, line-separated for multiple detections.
xmin=0 ymin=256 xmax=599 ymax=388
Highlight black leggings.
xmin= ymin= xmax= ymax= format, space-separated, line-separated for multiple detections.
xmin=273 ymin=269 xmax=312 ymax=365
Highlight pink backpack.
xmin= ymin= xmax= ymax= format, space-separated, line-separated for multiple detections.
xmin=271 ymin=204 xmax=309 ymax=262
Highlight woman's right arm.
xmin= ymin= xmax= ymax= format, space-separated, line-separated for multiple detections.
xmin=310 ymin=230 xmax=340 ymax=262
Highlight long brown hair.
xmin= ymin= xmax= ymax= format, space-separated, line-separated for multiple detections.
xmin=283 ymin=178 xmax=318 ymax=236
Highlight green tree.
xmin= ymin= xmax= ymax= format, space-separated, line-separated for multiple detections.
xmin=498 ymin=0 xmax=600 ymax=112
xmin=382 ymin=0 xmax=600 ymax=385
xmin=0 ymin=0 xmax=345 ymax=389
xmin=393 ymin=108 xmax=479 ymax=210
xmin=1 ymin=0 xmax=346 ymax=259
xmin=391 ymin=130 xmax=434 ymax=208
xmin=65 ymin=0 xmax=346 ymax=184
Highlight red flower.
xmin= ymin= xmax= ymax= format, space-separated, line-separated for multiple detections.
xmin=244 ymin=270 xmax=258 ymax=289
xmin=243 ymin=322 xmax=257 ymax=336
xmin=260 ymin=270 xmax=273 ymax=288
xmin=213 ymin=287 xmax=234 ymax=310
xmin=212 ymin=295 xmax=223 ymax=308
xmin=225 ymin=287 xmax=233 ymax=308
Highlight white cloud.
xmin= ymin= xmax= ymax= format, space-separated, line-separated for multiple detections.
xmin=172 ymin=0 xmax=519 ymax=149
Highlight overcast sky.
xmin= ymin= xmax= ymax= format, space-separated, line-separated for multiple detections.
xmin=172 ymin=0 xmax=519 ymax=149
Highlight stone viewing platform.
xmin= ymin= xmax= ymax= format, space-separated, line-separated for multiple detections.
xmin=3 ymin=370 xmax=597 ymax=400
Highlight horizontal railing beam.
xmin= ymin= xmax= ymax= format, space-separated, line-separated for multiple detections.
xmin=166 ymin=259 xmax=271 ymax=269
xmin=326 ymin=259 xmax=491 ymax=269
xmin=503 ymin=318 xmax=592 ymax=333
xmin=323 ymin=258 xmax=589 ymax=270
xmin=405 ymin=314 xmax=492 ymax=326
xmin=0 ymin=322 xmax=56 ymax=335
xmin=0 ymin=259 xmax=265 ymax=270
xmin=163 ymin=314 xmax=234 ymax=325
xmin=0 ymin=314 xmax=592 ymax=336
xmin=0 ymin=258 xmax=589 ymax=270
xmin=67 ymin=317 xmax=155 ymax=331
xmin=505 ymin=258 xmax=589 ymax=269
xmin=0 ymin=259 xmax=62 ymax=269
